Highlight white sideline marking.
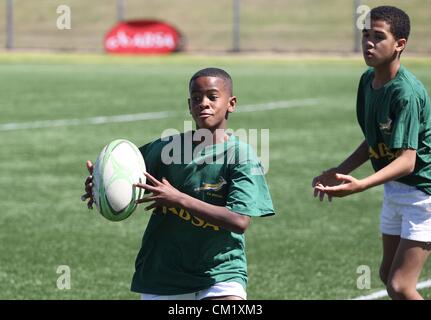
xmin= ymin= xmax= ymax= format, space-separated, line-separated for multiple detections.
xmin=352 ymin=278 xmax=431 ymax=300
xmin=0 ymin=98 xmax=320 ymax=132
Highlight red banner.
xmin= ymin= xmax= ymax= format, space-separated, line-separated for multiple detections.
xmin=104 ymin=20 xmax=182 ymax=54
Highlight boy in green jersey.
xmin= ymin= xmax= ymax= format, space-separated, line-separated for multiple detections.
xmin=313 ymin=6 xmax=431 ymax=300
xmin=83 ymin=68 xmax=275 ymax=300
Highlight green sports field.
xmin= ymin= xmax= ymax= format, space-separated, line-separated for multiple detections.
xmin=1 ymin=53 xmax=430 ymax=299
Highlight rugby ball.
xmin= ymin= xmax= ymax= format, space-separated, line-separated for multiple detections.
xmin=92 ymin=139 xmax=146 ymax=221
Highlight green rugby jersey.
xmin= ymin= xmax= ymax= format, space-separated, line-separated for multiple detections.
xmin=356 ymin=65 xmax=431 ymax=194
xmin=131 ymin=132 xmax=275 ymax=295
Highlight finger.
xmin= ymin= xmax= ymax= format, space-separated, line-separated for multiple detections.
xmin=85 ymin=175 xmax=93 ymax=186
xmin=86 ymin=160 xmax=94 ymax=174
xmin=134 ymin=183 xmax=158 ymax=193
xmin=81 ymin=193 xmax=90 ymax=201
xmin=314 ymin=183 xmax=324 ymax=197
xmin=145 ymin=202 xmax=158 ymax=211
xmin=135 ymin=196 xmax=156 ymax=204
xmin=162 ymin=177 xmax=172 ymax=186
xmin=320 ymin=184 xmax=345 ymax=192
xmin=312 ymin=177 xmax=318 ymax=187
xmin=335 ymin=173 xmax=352 ymax=182
xmin=85 ymin=182 xmax=93 ymax=194
xmin=87 ymin=198 xmax=94 ymax=210
xmin=314 ymin=183 xmax=325 ymax=190
xmin=319 ymin=190 xmax=325 ymax=202
xmin=144 ymin=172 xmax=161 ymax=186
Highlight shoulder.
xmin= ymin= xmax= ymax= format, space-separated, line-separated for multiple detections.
xmin=225 ymin=135 xmax=267 ymax=175
xmin=390 ymin=66 xmax=429 ymax=105
xmin=226 ymin=135 xmax=260 ymax=165
xmin=139 ymin=133 xmax=184 ymax=157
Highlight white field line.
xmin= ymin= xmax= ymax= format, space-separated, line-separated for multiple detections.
xmin=352 ymin=278 xmax=431 ymax=300
xmin=0 ymin=98 xmax=321 ymax=131
xmin=236 ymin=98 xmax=320 ymax=112
xmin=0 ymin=111 xmax=177 ymax=131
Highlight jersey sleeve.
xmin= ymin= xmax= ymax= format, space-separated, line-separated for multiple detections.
xmin=225 ymin=147 xmax=275 ymax=217
xmin=356 ymin=70 xmax=373 ymax=137
xmin=390 ymin=95 xmax=421 ymax=150
xmin=356 ymin=73 xmax=366 ymax=134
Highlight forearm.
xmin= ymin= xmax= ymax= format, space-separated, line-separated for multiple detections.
xmin=178 ymin=193 xmax=250 ymax=234
xmin=360 ymin=149 xmax=416 ymax=190
xmin=337 ymin=140 xmax=369 ymax=174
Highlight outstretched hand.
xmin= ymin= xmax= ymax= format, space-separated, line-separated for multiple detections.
xmin=312 ymin=168 xmax=341 ymax=202
xmin=313 ymin=173 xmax=364 ymax=200
xmin=134 ymin=172 xmax=185 ymax=211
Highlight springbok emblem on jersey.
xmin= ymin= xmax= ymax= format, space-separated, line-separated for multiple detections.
xmin=379 ymin=118 xmax=393 ymax=134
xmin=194 ymin=177 xmax=227 ymax=192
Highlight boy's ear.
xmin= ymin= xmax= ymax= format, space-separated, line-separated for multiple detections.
xmin=228 ymin=96 xmax=237 ymax=113
xmin=188 ymin=98 xmax=191 ymax=114
xmin=395 ymin=38 xmax=407 ymax=54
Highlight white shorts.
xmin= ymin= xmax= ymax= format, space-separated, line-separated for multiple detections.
xmin=140 ymin=281 xmax=246 ymax=300
xmin=380 ymin=181 xmax=431 ymax=242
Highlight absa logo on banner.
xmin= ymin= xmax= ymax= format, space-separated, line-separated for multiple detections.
xmin=104 ymin=20 xmax=183 ymax=54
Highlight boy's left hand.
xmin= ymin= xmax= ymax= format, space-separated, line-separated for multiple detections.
xmin=134 ymin=172 xmax=185 ymax=210
xmin=314 ymin=173 xmax=365 ymax=198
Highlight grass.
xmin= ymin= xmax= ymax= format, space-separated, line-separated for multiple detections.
xmin=0 ymin=53 xmax=430 ymax=299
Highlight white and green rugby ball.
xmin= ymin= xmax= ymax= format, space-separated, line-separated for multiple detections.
xmin=92 ymin=139 xmax=146 ymax=221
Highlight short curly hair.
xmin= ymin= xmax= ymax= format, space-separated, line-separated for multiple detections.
xmin=189 ymin=68 xmax=233 ymax=95
xmin=370 ymin=6 xmax=410 ymax=40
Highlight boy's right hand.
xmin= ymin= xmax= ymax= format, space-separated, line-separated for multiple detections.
xmin=312 ymin=168 xmax=342 ymax=202
xmin=81 ymin=160 xmax=94 ymax=209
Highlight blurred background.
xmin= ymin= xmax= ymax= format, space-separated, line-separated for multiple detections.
xmin=1 ymin=0 xmax=430 ymax=53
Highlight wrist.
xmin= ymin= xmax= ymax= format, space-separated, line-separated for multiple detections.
xmin=357 ymin=179 xmax=369 ymax=192
xmin=335 ymin=165 xmax=348 ymax=175
xmin=177 ymin=192 xmax=191 ymax=208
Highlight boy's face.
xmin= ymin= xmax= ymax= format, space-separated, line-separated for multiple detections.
xmin=188 ymin=76 xmax=236 ymax=131
xmin=362 ymin=19 xmax=406 ymax=67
